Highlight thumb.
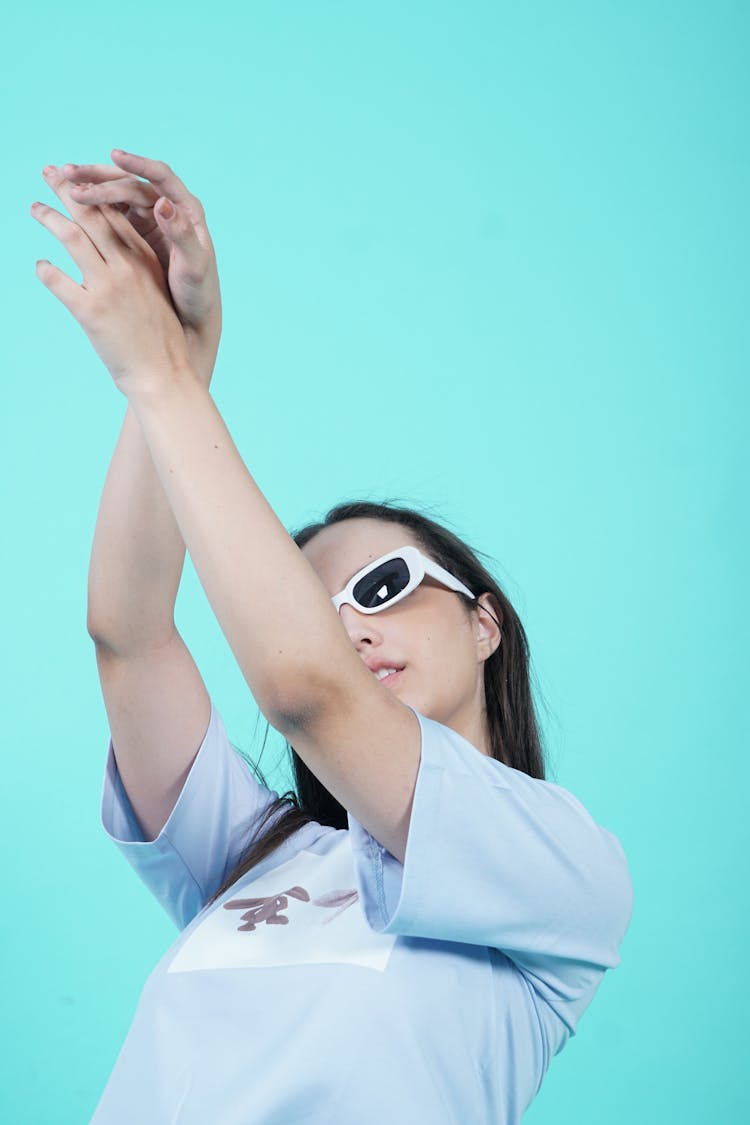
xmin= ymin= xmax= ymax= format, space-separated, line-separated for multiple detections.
xmin=154 ymin=196 xmax=205 ymax=264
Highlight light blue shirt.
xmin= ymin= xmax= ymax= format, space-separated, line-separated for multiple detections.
xmin=92 ymin=703 xmax=633 ymax=1124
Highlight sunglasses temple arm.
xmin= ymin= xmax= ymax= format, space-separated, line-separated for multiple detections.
xmin=422 ymin=559 xmax=475 ymax=600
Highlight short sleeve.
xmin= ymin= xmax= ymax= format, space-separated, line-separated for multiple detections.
xmin=100 ymin=701 xmax=286 ymax=929
xmin=347 ymin=710 xmax=634 ymax=1033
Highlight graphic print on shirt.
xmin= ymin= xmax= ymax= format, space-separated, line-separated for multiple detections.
xmin=223 ymin=886 xmax=359 ymax=930
xmin=167 ymin=834 xmax=398 ymax=974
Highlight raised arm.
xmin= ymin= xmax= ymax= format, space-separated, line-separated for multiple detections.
xmin=44 ymin=162 xmax=222 ymax=841
xmin=33 ymin=167 xmax=420 ymax=862
xmin=89 ymin=412 xmax=215 ymax=844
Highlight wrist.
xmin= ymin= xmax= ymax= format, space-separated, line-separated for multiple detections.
xmin=124 ymin=359 xmax=203 ymax=414
xmin=185 ymin=335 xmax=218 ymax=387
xmin=184 ymin=313 xmax=221 ymax=387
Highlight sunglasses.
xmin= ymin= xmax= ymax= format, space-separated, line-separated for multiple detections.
xmin=331 ymin=545 xmax=475 ymax=615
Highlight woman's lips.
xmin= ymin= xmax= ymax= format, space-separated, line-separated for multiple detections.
xmin=380 ymin=668 xmax=404 ymax=687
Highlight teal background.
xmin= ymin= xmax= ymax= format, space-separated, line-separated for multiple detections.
xmin=2 ymin=1 xmax=747 ymax=1121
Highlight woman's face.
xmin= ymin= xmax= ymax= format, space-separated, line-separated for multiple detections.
xmin=301 ymin=518 xmax=500 ymax=753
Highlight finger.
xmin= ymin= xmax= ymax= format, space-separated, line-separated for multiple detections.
xmin=31 ymin=200 xmax=108 ymax=275
xmin=43 ymin=164 xmax=111 ymax=225
xmin=60 ymin=163 xmax=131 ymax=184
xmin=110 ymin=149 xmax=200 ymax=210
xmin=35 ymin=258 xmax=82 ymax=314
xmin=42 ymin=167 xmax=132 ymax=256
xmin=68 ymin=177 xmax=158 ymax=211
xmin=96 ymin=201 xmax=159 ymax=255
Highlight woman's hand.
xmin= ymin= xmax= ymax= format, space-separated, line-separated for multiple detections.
xmin=60 ymin=151 xmax=221 ymax=378
xmin=32 ymin=165 xmax=193 ymax=397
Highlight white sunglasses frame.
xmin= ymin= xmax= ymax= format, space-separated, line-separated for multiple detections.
xmin=331 ymin=545 xmax=476 ymax=615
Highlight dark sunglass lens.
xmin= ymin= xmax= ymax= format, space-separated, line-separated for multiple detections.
xmin=353 ymin=558 xmax=410 ymax=609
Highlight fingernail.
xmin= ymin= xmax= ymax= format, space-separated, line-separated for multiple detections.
xmin=42 ymin=165 xmax=56 ymax=176
xmin=159 ymin=198 xmax=175 ymax=220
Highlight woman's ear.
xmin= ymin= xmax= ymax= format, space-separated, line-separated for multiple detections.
xmin=475 ymin=593 xmax=503 ymax=660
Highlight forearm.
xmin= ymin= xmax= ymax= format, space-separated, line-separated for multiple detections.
xmin=87 ymin=406 xmax=187 ymax=653
xmin=87 ymin=342 xmax=218 ymax=655
xmin=128 ymin=368 xmax=349 ymax=721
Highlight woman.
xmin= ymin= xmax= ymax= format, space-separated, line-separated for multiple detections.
xmin=33 ymin=154 xmax=633 ymax=1124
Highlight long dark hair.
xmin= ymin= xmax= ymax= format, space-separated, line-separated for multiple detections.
xmin=205 ymin=500 xmax=546 ymax=908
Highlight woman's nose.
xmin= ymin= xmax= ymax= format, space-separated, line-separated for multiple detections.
xmin=337 ymin=603 xmax=383 ymax=646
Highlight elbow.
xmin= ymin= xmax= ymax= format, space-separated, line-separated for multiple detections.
xmin=86 ymin=610 xmax=110 ymax=649
xmin=85 ymin=607 xmax=179 ymax=659
xmin=86 ymin=605 xmax=124 ymax=653
xmin=86 ymin=586 xmax=114 ymax=648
